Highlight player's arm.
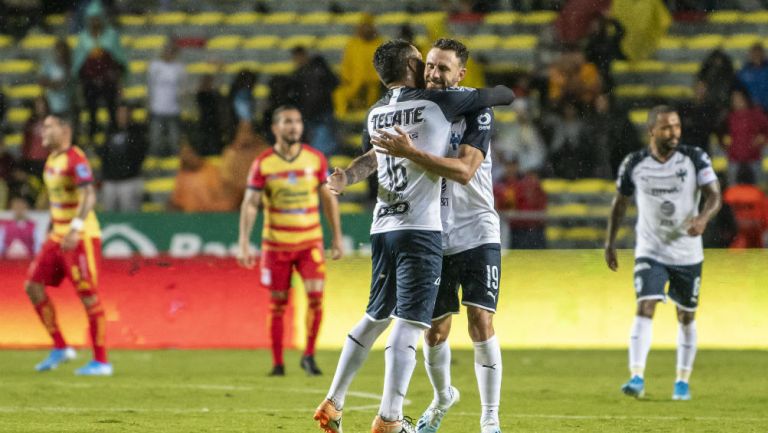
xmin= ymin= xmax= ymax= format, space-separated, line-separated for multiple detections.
xmin=373 ymin=126 xmax=483 ymax=185
xmin=237 ymin=188 xmax=261 ymax=269
xmin=319 ymin=184 xmax=344 ymax=260
xmin=62 ymin=183 xmax=97 ymax=251
xmin=327 ymin=148 xmax=377 ymax=195
xmin=427 ymin=86 xmax=514 ymax=121
xmin=688 ymin=181 xmax=722 ymax=236
xmin=604 ymin=193 xmax=631 ymax=271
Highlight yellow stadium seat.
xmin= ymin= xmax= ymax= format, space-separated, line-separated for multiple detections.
xmin=548 ymin=203 xmax=589 ymax=217
xmin=188 ymin=12 xmax=224 ymax=26
xmin=4 ymin=133 xmax=22 ymax=148
xmin=317 ymin=35 xmax=350 ymax=51
xmin=253 ymin=84 xmax=270 ymax=99
xmin=262 ymin=12 xmax=297 ymax=25
xmin=562 ymin=227 xmax=602 ymax=242
xmin=345 ymin=180 xmax=368 ymax=194
xmin=344 ymin=134 xmax=362 ymax=147
xmin=66 ymin=35 xmax=78 ymax=48
xmin=151 ymin=12 xmax=187 ymax=26
xmin=712 ymin=156 xmax=728 ymax=172
xmin=260 ymin=62 xmax=294 ymax=75
xmin=207 ymin=35 xmax=243 ymax=51
xmin=144 ymin=177 xmax=176 ymax=193
xmin=723 ymin=34 xmax=762 ymax=50
xmin=129 ymin=61 xmax=148 ymax=74
xmin=629 ymin=109 xmax=649 ymax=126
xmin=500 ymin=35 xmax=538 ymax=50
xmin=656 ymin=85 xmax=693 ymax=99
xmin=484 ymin=12 xmax=520 ymax=25
xmin=615 ymin=85 xmax=652 ymax=99
xmin=763 ymin=157 xmax=768 ymax=172
xmin=339 ymin=202 xmax=365 ymax=214
xmin=204 ymin=156 xmax=221 ymax=167
xmin=708 ymin=10 xmax=743 ymax=24
xmin=279 ymin=35 xmax=317 ymax=50
xmin=616 ymin=226 xmax=631 ymax=241
xmin=519 ymin=11 xmax=557 ymax=25
xmin=374 ymin=12 xmax=410 ymax=25
xmin=742 ymin=10 xmax=768 ymax=24
xmin=141 ymin=202 xmax=164 ymax=212
xmin=7 ymin=108 xmax=31 ymax=124
xmin=120 ymin=35 xmax=134 ymax=47
xmin=0 ymin=60 xmax=35 ymax=74
xmin=335 ymin=12 xmax=365 ymax=25
xmin=0 ymin=35 xmax=12 ymax=49
xmin=132 ymin=35 xmax=168 ymax=51
xmin=6 ymin=85 xmax=42 ymax=99
xmin=242 ymin=35 xmax=279 ymax=50
xmin=118 ymin=15 xmax=146 ymax=27
xmin=224 ymin=12 xmax=260 ymax=26
xmin=80 ymin=108 xmax=111 ymax=124
xmin=540 ymin=178 xmax=569 ymax=194
xmin=545 ymin=226 xmax=564 ymax=241
xmin=123 ymin=85 xmax=147 ymax=99
xmin=132 ymin=108 xmax=148 ymax=123
xmin=686 ymin=34 xmax=724 ymax=50
xmin=298 ymin=12 xmax=333 ymax=25
xmin=494 ymin=110 xmax=517 ymax=123
xmin=225 ymin=61 xmax=261 ymax=74
xmin=464 ymin=34 xmax=500 ymax=51
xmin=44 ymin=14 xmax=66 ymax=26
xmin=668 ymin=62 xmax=699 ymax=74
xmin=338 ymin=110 xmax=368 ymax=124
xmin=657 ymin=36 xmax=685 ymax=50
xmin=329 ymin=155 xmax=353 ymax=169
xmin=21 ymin=34 xmax=56 ymax=50
xmin=568 ymin=178 xmax=613 ymax=194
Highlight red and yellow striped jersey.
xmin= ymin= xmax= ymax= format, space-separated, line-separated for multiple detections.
xmin=247 ymin=145 xmax=328 ymax=251
xmin=43 ymin=146 xmax=100 ymax=240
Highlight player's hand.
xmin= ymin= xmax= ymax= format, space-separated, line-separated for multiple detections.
xmin=372 ymin=126 xmax=415 ymax=158
xmin=687 ymin=216 xmax=708 ymax=237
xmin=330 ymin=237 xmax=344 ymax=260
xmin=327 ymin=167 xmax=347 ymax=196
xmin=604 ymin=245 xmax=619 ymax=271
xmin=61 ymin=230 xmax=80 ymax=251
xmin=237 ymin=246 xmax=256 ymax=269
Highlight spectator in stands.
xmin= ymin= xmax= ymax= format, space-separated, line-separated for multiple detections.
xmin=220 ymin=122 xmax=268 ymax=207
xmin=226 ymin=69 xmax=258 ymax=142
xmin=21 ymin=97 xmax=50 ymax=179
xmin=196 ymin=73 xmax=224 ymax=156
xmin=96 ymin=103 xmax=147 ymax=212
xmin=333 ymin=14 xmax=384 ymax=117
xmin=548 ymin=45 xmax=602 ymax=107
xmin=737 ymin=42 xmax=768 ymax=112
xmin=725 ymin=89 xmax=768 ymax=187
xmin=148 ymin=42 xmax=186 ymax=157
xmin=0 ymin=195 xmax=36 ymax=259
xmin=72 ymin=0 xmax=127 ymax=142
xmin=697 ymin=49 xmax=736 ymax=109
xmin=547 ymin=101 xmax=591 ymax=179
xmin=493 ymin=159 xmax=548 ymax=249
xmin=494 ymin=99 xmax=547 ymax=174
xmin=723 ymin=164 xmax=768 ymax=248
xmin=40 ymin=38 xmax=77 ymax=126
xmin=584 ymin=13 xmax=625 ymax=92
xmin=170 ymin=141 xmax=234 ymax=212
xmin=678 ymin=80 xmax=720 ymax=153
xmin=290 ymin=46 xmax=340 ymax=156
xmin=585 ymin=93 xmax=641 ymax=178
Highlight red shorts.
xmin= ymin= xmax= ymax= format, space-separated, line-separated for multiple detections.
xmin=260 ymin=245 xmax=325 ymax=292
xmin=28 ymin=236 xmax=102 ymax=296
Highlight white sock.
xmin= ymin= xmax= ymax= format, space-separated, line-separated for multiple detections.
xmin=474 ymin=335 xmax=502 ymax=426
xmin=676 ymin=321 xmax=697 ymax=383
xmin=424 ymin=340 xmax=453 ymax=408
xmin=379 ymin=319 xmax=422 ymax=421
xmin=629 ymin=316 xmax=653 ymax=378
xmin=326 ymin=316 xmax=390 ymax=409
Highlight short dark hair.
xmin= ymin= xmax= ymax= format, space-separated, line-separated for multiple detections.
xmin=646 ymin=105 xmax=677 ymax=130
xmin=432 ymin=38 xmax=469 ymax=66
xmin=272 ymin=105 xmax=301 ymax=124
xmin=373 ymin=39 xmax=416 ymax=85
xmin=735 ymin=163 xmax=756 ymax=185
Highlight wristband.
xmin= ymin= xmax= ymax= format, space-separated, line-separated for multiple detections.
xmin=70 ymin=218 xmax=85 ymax=231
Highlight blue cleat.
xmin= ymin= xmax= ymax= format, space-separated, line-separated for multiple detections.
xmin=621 ymin=375 xmax=645 ymax=398
xmin=74 ymin=360 xmax=113 ymax=376
xmin=416 ymin=386 xmax=460 ymax=433
xmin=35 ymin=348 xmax=76 ymax=372
xmin=672 ymin=381 xmax=691 ymax=401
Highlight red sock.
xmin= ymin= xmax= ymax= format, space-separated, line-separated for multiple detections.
xmin=84 ymin=300 xmax=107 ymax=363
xmin=304 ymin=291 xmax=323 ymax=357
xmin=33 ymin=297 xmax=67 ymax=349
xmin=270 ymin=298 xmax=288 ymax=367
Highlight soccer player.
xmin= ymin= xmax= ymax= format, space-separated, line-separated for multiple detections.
xmin=605 ymin=105 xmax=721 ymax=400
xmin=313 ymin=39 xmax=513 ymax=433
xmin=374 ymin=39 xmax=503 ymax=433
xmin=26 ymin=114 xmax=111 ymax=376
xmin=237 ymin=105 xmax=343 ymax=377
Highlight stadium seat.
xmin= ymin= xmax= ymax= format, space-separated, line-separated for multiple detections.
xmin=548 ymin=203 xmax=589 ymax=217
xmin=685 ymin=34 xmax=724 ymax=50
xmin=335 ymin=12 xmax=365 ymax=25
xmin=253 ymin=84 xmax=270 ymax=99
xmin=207 ymin=35 xmax=243 ymax=51
xmin=344 ymin=133 xmax=362 ymax=148
xmin=317 ymin=35 xmax=350 ymax=51
xmin=540 ymin=178 xmax=570 ymax=195
xmin=7 ymin=108 xmax=31 ymax=125
xmin=484 ymin=12 xmax=520 ymax=25
xmin=545 ymin=226 xmax=564 ymax=241
xmin=764 ymin=157 xmax=768 ymax=172
xmin=494 ymin=110 xmax=517 ymax=124
xmin=742 ymin=10 xmax=768 ymax=24
xmin=129 ymin=61 xmax=148 ymax=75
xmin=260 ymin=62 xmax=294 ymax=75
xmin=614 ymin=84 xmax=653 ymax=99
xmin=298 ymin=11 xmax=334 ymax=25
xmin=4 ymin=133 xmax=22 ymax=148
xmin=568 ymin=179 xmax=614 ymax=194
xmin=132 ymin=35 xmax=168 ymax=51
xmin=374 ymin=12 xmax=411 ymax=25
xmin=329 ymin=155 xmax=353 ymax=169
xmin=123 ymin=85 xmax=148 ymax=100
xmin=337 ymin=110 xmax=367 ymax=125
xmin=629 ymin=109 xmax=650 ymax=126
xmin=712 ymin=156 xmax=728 ymax=172
xmin=150 ymin=12 xmax=188 ymax=26
xmin=562 ymin=227 xmax=602 ymax=242
xmin=132 ymin=108 xmax=148 ymax=123
xmin=261 ymin=12 xmax=297 ymax=25
xmin=20 ymin=34 xmax=56 ymax=50
xmin=723 ymin=34 xmax=762 ymax=51
xmin=344 ymin=180 xmax=368 ymax=195
xmin=44 ymin=14 xmax=66 ymax=27
xmin=518 ymin=11 xmax=557 ymax=25
xmin=464 ymin=34 xmax=501 ymax=52
xmin=612 ymin=60 xmax=666 ymax=74
xmin=6 ymin=84 xmax=42 ymax=99
xmin=0 ymin=60 xmax=35 ymax=75
xmin=339 ymin=202 xmax=365 ymax=214
xmin=144 ymin=177 xmax=176 ymax=194
xmin=0 ymin=35 xmax=12 ymax=49
xmin=668 ymin=62 xmax=699 ymax=74
xmin=187 ymin=12 xmax=225 ymax=26
xmin=242 ymin=35 xmax=280 ymax=50
xmin=224 ymin=12 xmax=261 ymax=26
xmin=141 ymin=202 xmax=165 ymax=212
xmin=118 ymin=15 xmax=147 ymax=27
xmin=708 ymin=10 xmax=743 ymax=24
xmin=656 ymin=85 xmax=693 ymax=99
xmin=225 ymin=61 xmax=261 ymax=73
xmin=499 ymin=35 xmax=538 ymax=51
xmin=279 ymin=35 xmax=317 ymax=50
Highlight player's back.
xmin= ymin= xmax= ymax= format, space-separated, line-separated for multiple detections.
xmin=44 ymin=146 xmax=100 ymax=240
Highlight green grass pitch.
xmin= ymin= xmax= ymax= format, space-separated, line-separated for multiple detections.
xmin=0 ymin=349 xmax=766 ymax=432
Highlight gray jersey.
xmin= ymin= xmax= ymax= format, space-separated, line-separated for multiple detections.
xmin=617 ymin=146 xmax=717 ymax=266
xmin=363 ymin=86 xmax=510 ymax=235
xmin=441 ymin=106 xmax=500 ymax=255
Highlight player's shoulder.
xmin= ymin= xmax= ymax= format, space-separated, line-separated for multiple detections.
xmin=254 ymin=147 xmax=276 ymax=162
xmin=68 ymin=145 xmax=87 ymax=159
xmin=301 ymin=144 xmax=327 ymax=161
xmin=675 ymin=144 xmax=709 ymax=161
xmin=619 ymin=149 xmax=651 ymax=173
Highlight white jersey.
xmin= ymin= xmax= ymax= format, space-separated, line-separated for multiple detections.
xmin=364 ymin=86 xmax=512 ymax=235
xmin=441 ymin=106 xmax=501 ymax=255
xmin=617 ymin=145 xmax=718 ymax=265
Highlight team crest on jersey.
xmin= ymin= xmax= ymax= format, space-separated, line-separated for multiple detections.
xmin=660 ymin=200 xmax=676 ymax=216
xmin=287 ymin=171 xmax=297 ymax=184
xmin=450 ymin=131 xmax=462 ymax=150
xmin=75 ymin=163 xmax=91 ymax=179
xmin=675 ymin=169 xmax=687 ymax=182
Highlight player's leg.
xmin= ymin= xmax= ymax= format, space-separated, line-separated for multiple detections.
xmin=26 ymin=239 xmax=75 ymax=371
xmin=261 ymin=249 xmax=293 ymax=375
xmin=623 ymin=258 xmax=668 ymax=397
xmin=668 ymin=263 xmax=702 ymax=401
xmin=298 ymin=246 xmax=326 ymax=375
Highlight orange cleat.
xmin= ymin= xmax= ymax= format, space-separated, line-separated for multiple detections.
xmin=313 ymin=399 xmax=343 ymax=433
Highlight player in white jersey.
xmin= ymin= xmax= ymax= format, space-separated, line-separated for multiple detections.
xmin=313 ymin=40 xmax=514 ymax=433
xmin=374 ymin=39 xmax=503 ymax=433
xmin=605 ymin=105 xmax=721 ymax=401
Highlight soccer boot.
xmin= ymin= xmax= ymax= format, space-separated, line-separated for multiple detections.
xmin=672 ymin=381 xmax=691 ymax=401
xmin=621 ymin=375 xmax=645 ymax=398
xmin=269 ymin=365 xmax=285 ymax=376
xmin=416 ymin=386 xmax=460 ymax=433
xmin=313 ymin=399 xmax=343 ymax=433
xmin=371 ymin=415 xmax=416 ymax=433
xmin=74 ymin=360 xmax=113 ymax=376
xmin=301 ymin=355 xmax=323 ymax=376
xmin=480 ymin=420 xmax=502 ymax=433
xmin=35 ymin=347 xmax=76 ymax=372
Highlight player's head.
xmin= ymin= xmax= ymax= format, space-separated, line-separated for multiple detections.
xmin=425 ymin=38 xmax=468 ymax=90
xmin=41 ymin=114 xmax=72 ymax=150
xmin=647 ymin=105 xmax=680 ymax=151
xmin=373 ymin=39 xmax=425 ymax=89
xmin=271 ymin=105 xmax=304 ymax=146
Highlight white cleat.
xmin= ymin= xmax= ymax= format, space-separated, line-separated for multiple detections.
xmin=415 ymin=386 xmax=460 ymax=433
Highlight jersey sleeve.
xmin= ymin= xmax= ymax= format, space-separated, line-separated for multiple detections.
xmin=247 ymin=157 xmax=265 ymax=190
xmin=425 ymin=86 xmax=514 ymax=122
xmin=69 ymin=149 xmax=94 ymax=186
xmin=616 ymin=154 xmax=636 ymax=196
xmin=692 ymin=147 xmax=717 ymax=186
xmin=460 ymin=107 xmax=494 ymax=157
